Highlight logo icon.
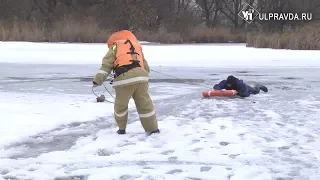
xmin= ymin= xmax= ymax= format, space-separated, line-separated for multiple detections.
xmin=238 ymin=4 xmax=260 ymax=24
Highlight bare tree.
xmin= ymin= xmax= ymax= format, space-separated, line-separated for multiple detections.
xmin=195 ymin=0 xmax=221 ymax=27
xmin=217 ymin=0 xmax=255 ymax=28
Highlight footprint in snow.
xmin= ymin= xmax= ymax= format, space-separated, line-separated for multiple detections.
xmin=200 ymin=166 xmax=212 ymax=172
xmin=191 ymin=148 xmax=203 ymax=152
xmin=219 ymin=141 xmax=230 ymax=146
xmin=166 ymin=169 xmax=183 ymax=174
xmin=160 ymin=150 xmax=175 ymax=155
xmin=53 ymin=175 xmax=87 ymax=180
xmin=220 ymin=125 xmax=227 ymax=130
xmin=95 ymin=149 xmax=118 ymax=156
xmin=168 ymin=156 xmax=178 ymax=161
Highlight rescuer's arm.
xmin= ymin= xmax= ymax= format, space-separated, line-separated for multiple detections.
xmin=93 ymin=45 xmax=116 ymax=86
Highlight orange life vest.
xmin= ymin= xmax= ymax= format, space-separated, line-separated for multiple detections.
xmin=113 ymin=40 xmax=144 ymax=68
xmin=107 ymin=30 xmax=144 ymax=69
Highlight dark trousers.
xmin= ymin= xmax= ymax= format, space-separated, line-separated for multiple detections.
xmin=247 ymin=85 xmax=261 ymax=94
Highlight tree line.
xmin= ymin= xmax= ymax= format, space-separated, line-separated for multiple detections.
xmin=1 ymin=0 xmax=319 ymax=32
xmin=1 ymin=0 xmax=320 ymax=49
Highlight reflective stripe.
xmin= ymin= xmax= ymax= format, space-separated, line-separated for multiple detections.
xmin=98 ymin=70 xmax=108 ymax=74
xmin=232 ymin=90 xmax=236 ymax=95
xmin=111 ymin=45 xmax=117 ymax=51
xmin=139 ymin=110 xmax=155 ymax=118
xmin=115 ymin=110 xmax=128 ymax=117
xmin=112 ymin=77 xmax=148 ymax=86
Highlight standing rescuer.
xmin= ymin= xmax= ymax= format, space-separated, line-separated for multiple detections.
xmin=92 ymin=30 xmax=160 ymax=135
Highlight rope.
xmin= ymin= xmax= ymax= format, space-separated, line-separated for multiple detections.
xmin=92 ymin=69 xmax=213 ymax=103
xmin=150 ymin=69 xmax=212 ymax=89
xmin=92 ymin=86 xmax=114 ymax=104
xmin=103 ymin=83 xmax=115 ymax=99
xmin=92 ymin=74 xmax=116 ymax=104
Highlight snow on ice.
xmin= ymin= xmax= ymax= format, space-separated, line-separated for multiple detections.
xmin=1 ymin=41 xmax=320 ymax=67
xmin=0 ymin=42 xmax=320 ymax=180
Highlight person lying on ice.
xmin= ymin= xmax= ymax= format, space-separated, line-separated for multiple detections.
xmin=213 ymin=75 xmax=268 ymax=97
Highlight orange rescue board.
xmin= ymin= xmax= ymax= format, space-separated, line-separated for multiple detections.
xmin=202 ymin=90 xmax=238 ymax=97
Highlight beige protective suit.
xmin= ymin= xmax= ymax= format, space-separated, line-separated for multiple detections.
xmin=93 ymin=30 xmax=159 ymax=134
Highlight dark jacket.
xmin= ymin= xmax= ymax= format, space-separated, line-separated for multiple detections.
xmin=213 ymin=77 xmax=250 ymax=97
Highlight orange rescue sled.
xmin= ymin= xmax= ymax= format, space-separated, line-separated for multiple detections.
xmin=202 ymin=90 xmax=238 ymax=97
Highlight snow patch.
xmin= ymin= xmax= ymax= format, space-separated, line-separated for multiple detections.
xmin=1 ymin=42 xmax=320 ymax=67
xmin=0 ymin=92 xmax=113 ymax=147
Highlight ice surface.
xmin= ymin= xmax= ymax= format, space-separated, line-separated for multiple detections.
xmin=0 ymin=42 xmax=320 ymax=180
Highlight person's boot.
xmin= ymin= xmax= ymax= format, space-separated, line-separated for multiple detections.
xmin=260 ymin=85 xmax=268 ymax=92
xmin=147 ymin=129 xmax=160 ymax=135
xmin=117 ymin=129 xmax=126 ymax=134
